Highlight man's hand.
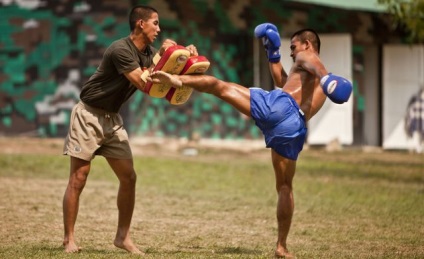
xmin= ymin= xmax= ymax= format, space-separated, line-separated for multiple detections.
xmin=254 ymin=23 xmax=281 ymax=63
xmin=185 ymin=44 xmax=198 ymax=56
xmin=320 ymin=73 xmax=353 ymax=104
xmin=159 ymin=39 xmax=177 ymax=55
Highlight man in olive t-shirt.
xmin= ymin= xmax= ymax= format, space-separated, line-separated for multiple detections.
xmin=62 ymin=5 xmax=198 ymax=254
xmin=80 ymin=37 xmax=154 ymax=112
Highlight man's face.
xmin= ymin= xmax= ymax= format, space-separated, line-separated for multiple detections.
xmin=141 ymin=12 xmax=160 ymax=44
xmin=289 ymin=36 xmax=306 ymax=62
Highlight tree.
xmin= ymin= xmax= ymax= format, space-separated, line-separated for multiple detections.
xmin=378 ymin=0 xmax=424 ymax=43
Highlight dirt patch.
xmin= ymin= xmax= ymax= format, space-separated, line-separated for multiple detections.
xmin=0 ymin=136 xmax=271 ymax=162
xmin=0 ymin=137 xmax=64 ymax=155
xmin=3 ymin=137 xmax=419 ymax=165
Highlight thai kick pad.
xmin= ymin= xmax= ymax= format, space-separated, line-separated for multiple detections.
xmin=165 ymin=55 xmax=210 ymax=105
xmin=143 ymin=45 xmax=190 ymax=98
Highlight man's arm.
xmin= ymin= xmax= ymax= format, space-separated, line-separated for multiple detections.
xmin=254 ymin=23 xmax=288 ymax=87
xmin=125 ymin=68 xmax=148 ymax=91
xmin=269 ymin=62 xmax=288 ymax=88
xmin=124 ymin=39 xmax=179 ymax=92
xmin=297 ymin=52 xmax=352 ymax=104
xmin=295 ymin=51 xmax=328 ymax=78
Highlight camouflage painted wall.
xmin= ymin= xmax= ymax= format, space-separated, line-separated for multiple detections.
xmin=0 ymin=0 xmax=399 ymax=139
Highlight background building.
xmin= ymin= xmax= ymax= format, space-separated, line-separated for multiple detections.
xmin=0 ymin=0 xmax=423 ymax=150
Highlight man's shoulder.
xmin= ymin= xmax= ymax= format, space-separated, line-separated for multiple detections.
xmin=290 ymin=64 xmax=308 ymax=74
xmin=104 ymin=38 xmax=136 ymax=59
xmin=296 ymin=50 xmax=320 ymax=63
xmin=107 ymin=37 xmax=130 ymax=50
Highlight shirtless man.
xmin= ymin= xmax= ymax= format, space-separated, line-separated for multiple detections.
xmin=148 ymin=25 xmax=352 ymax=258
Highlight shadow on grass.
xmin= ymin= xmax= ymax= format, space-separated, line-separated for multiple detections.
xmin=145 ymin=246 xmax=264 ymax=258
xmin=23 ymin=245 xmax=142 ymax=258
xmin=216 ymin=246 xmax=263 ymax=255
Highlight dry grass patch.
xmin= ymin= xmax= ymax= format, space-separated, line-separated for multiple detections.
xmin=0 ymin=137 xmax=423 ymax=258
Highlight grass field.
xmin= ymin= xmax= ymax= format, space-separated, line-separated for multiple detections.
xmin=0 ymin=138 xmax=423 ymax=258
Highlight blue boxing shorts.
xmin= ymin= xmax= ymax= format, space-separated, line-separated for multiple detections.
xmin=250 ymin=88 xmax=307 ymax=160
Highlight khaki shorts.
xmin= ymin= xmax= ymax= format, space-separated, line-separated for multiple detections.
xmin=63 ymin=101 xmax=132 ymax=161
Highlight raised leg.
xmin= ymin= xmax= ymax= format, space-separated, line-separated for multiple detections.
xmin=149 ymin=71 xmax=252 ymax=117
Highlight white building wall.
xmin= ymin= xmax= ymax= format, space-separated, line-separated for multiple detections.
xmin=382 ymin=45 xmax=424 ymax=150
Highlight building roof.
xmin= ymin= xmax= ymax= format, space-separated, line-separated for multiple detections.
xmin=290 ymin=0 xmax=387 ymax=12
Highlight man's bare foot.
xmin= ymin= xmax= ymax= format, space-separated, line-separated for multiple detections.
xmin=114 ymin=238 xmax=144 ymax=255
xmin=275 ymin=247 xmax=294 ymax=258
xmin=63 ymin=240 xmax=81 ymax=253
xmin=149 ymin=71 xmax=183 ymax=87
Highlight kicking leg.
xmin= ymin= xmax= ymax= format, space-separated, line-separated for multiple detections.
xmin=271 ymin=149 xmax=296 ymax=258
xmin=106 ymin=157 xmax=142 ymax=254
xmin=149 ymin=71 xmax=252 ymax=117
xmin=63 ymin=156 xmax=91 ymax=253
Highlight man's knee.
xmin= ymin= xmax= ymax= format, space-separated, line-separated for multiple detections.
xmin=120 ymin=170 xmax=137 ymax=186
xmin=69 ymin=170 xmax=89 ymax=190
xmin=276 ymin=184 xmax=292 ymax=195
xmin=129 ymin=171 xmax=137 ymax=184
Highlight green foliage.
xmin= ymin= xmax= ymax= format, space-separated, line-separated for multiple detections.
xmin=378 ymin=0 xmax=424 ymax=43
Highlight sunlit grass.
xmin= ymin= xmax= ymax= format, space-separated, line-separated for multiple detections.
xmin=0 ymin=148 xmax=423 ymax=258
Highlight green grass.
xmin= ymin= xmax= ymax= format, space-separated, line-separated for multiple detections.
xmin=0 ymin=147 xmax=423 ymax=258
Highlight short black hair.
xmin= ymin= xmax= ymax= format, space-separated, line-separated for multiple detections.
xmin=129 ymin=5 xmax=158 ymax=31
xmin=291 ymin=29 xmax=321 ymax=53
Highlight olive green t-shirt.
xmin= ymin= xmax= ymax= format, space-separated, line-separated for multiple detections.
xmin=80 ymin=36 xmax=156 ymax=112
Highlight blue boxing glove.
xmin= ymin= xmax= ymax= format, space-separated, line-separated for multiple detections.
xmin=254 ymin=23 xmax=281 ymax=63
xmin=320 ymin=73 xmax=353 ymax=104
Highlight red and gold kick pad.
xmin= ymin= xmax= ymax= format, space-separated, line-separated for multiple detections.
xmin=143 ymin=45 xmax=210 ymax=105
